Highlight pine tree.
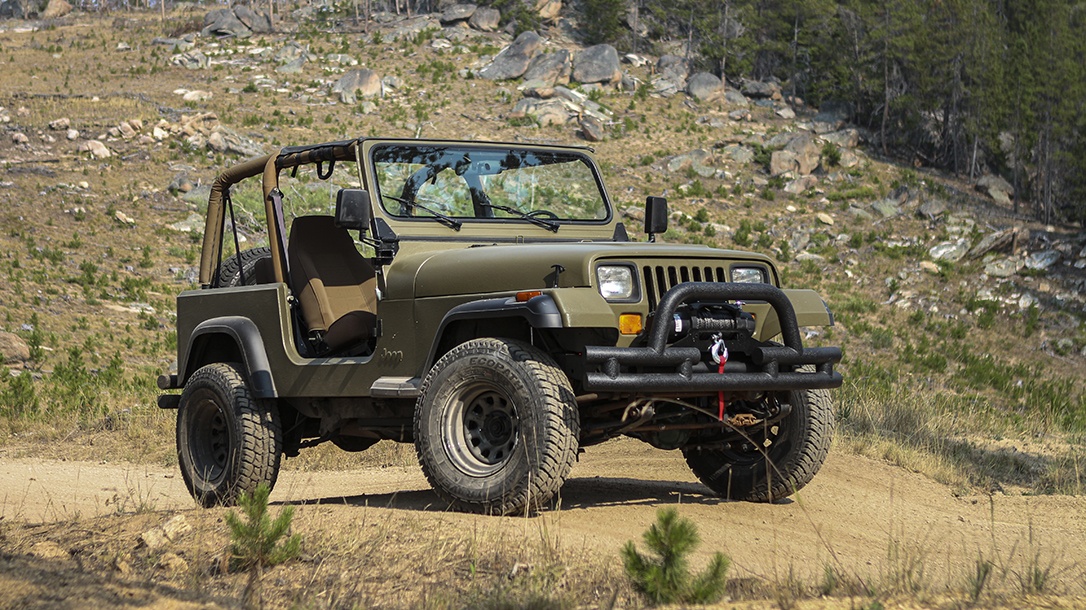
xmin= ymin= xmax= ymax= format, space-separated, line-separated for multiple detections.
xmin=622 ymin=508 xmax=730 ymax=605
xmin=225 ymin=483 xmax=301 ymax=610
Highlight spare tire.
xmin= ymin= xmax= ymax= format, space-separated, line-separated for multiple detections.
xmin=215 ymin=247 xmax=272 ymax=287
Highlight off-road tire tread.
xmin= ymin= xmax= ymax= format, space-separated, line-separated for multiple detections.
xmin=215 ymin=247 xmax=271 ymax=287
xmin=178 ymin=362 xmax=282 ymax=507
xmin=685 ymin=365 xmax=834 ymax=502
xmin=414 ymin=338 xmax=579 ymax=515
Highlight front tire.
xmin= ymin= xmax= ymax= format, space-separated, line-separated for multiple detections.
xmin=684 ymin=382 xmax=833 ymax=502
xmin=177 ymin=362 xmax=282 ymax=507
xmin=414 ymin=338 xmax=579 ymax=515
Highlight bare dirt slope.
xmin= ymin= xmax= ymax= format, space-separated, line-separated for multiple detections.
xmin=4 ymin=440 xmax=1085 ymax=590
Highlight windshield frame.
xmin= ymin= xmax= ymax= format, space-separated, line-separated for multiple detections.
xmin=368 ymin=141 xmax=614 ymax=230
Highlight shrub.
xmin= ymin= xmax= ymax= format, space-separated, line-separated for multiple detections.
xmin=621 ymin=508 xmax=729 ymax=605
xmin=226 ymin=483 xmax=302 ymax=610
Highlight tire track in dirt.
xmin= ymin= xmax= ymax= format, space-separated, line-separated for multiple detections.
xmin=2 ymin=440 xmax=1085 ymax=587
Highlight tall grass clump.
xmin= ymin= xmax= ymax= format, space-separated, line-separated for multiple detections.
xmin=622 ymin=508 xmax=729 ymax=605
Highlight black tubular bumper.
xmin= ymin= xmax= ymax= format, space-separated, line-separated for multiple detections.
xmin=583 ymin=282 xmax=843 ymax=393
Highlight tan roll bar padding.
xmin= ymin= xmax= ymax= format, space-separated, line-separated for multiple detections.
xmin=197 ymin=141 xmax=363 ymax=287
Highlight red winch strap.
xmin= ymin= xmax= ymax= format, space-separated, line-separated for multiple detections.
xmin=717 ymin=348 xmax=728 ymax=421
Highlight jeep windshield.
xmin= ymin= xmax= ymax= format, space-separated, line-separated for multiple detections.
xmin=371 ymin=143 xmax=610 ymax=228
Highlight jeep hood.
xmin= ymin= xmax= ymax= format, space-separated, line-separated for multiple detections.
xmin=383 ymin=242 xmax=776 ymax=300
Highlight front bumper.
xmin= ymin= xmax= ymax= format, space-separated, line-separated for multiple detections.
xmin=582 ymin=282 xmax=842 ymax=393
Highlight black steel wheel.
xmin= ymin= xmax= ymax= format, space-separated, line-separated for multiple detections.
xmin=414 ymin=338 xmax=579 ymax=515
xmin=684 ymin=374 xmax=833 ymax=502
xmin=176 ymin=362 xmax=282 ymax=507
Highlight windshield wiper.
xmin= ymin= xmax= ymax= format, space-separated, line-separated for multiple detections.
xmin=480 ymin=203 xmax=560 ymax=233
xmin=382 ymin=194 xmax=462 ymax=231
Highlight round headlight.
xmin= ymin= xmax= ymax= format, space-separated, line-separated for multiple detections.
xmin=596 ymin=265 xmax=635 ymax=300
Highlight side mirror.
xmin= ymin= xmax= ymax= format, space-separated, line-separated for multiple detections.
xmin=335 ymin=188 xmax=372 ymax=233
xmin=645 ymin=196 xmax=668 ymax=242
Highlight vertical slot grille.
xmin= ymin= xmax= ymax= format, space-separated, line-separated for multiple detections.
xmin=641 ymin=264 xmax=729 ymax=311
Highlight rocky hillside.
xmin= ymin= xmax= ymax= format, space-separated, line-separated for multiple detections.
xmin=0 ymin=7 xmax=1083 ymax=487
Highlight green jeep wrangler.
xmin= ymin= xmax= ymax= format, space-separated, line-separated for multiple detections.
xmin=158 ymin=138 xmax=842 ymax=515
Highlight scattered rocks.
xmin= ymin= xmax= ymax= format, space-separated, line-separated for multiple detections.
xmin=76 ymin=140 xmax=111 ymax=159
xmin=741 ymin=79 xmax=780 ymax=100
xmin=139 ymin=515 xmax=193 ymax=551
xmin=1025 ymin=250 xmax=1060 ymax=271
xmin=12 ymin=132 xmax=28 ymax=144
xmin=0 ymin=331 xmax=30 ymax=364
xmin=919 ymin=261 xmax=940 ymax=274
xmin=48 ymin=117 xmax=70 ymax=130
xmin=509 ymin=97 xmax=567 ymax=126
xmin=536 ymin=0 xmax=561 ymax=21
xmin=206 ymin=128 xmax=265 ymax=157
xmin=179 ymin=89 xmax=212 ymax=102
xmin=523 ymin=50 xmax=571 ymax=86
xmin=572 ymin=44 xmax=621 ymax=84
xmin=976 ymin=173 xmax=1014 ymax=205
xmin=469 ymin=6 xmax=500 ymax=30
xmin=984 ymin=258 xmax=1021 ymax=278
xmin=816 ymin=212 xmax=835 ymax=226
xmin=918 ymin=197 xmax=948 ymax=219
xmin=202 ymin=6 xmax=271 ymax=38
xmin=171 ymin=50 xmax=209 ymax=70
xmin=929 ymin=239 xmax=970 ymax=262
xmin=580 ymin=116 xmax=603 ymax=142
xmin=480 ymin=31 xmax=543 ymax=81
xmin=968 ymin=227 xmax=1027 ymax=259
xmin=686 ymin=72 xmax=724 ymax=101
xmin=42 ymin=0 xmax=71 ymax=19
xmin=332 ymin=69 xmax=383 ymax=104
xmin=29 ymin=541 xmax=68 ymax=560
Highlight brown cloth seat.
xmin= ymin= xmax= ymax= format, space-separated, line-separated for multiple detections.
xmin=288 ymin=215 xmax=378 ymax=354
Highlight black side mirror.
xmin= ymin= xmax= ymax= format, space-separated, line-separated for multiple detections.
xmin=645 ymin=196 xmax=668 ymax=242
xmin=335 ymin=188 xmax=372 ymax=233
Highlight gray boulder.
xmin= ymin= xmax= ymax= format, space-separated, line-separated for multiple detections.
xmin=469 ymin=6 xmax=500 ymax=31
xmin=741 ymin=79 xmax=780 ymax=99
xmin=207 ymin=128 xmax=265 ymax=157
xmin=510 ymin=97 xmax=568 ymax=126
xmin=785 ymin=133 xmax=821 ymax=175
xmin=0 ymin=0 xmax=27 ymax=18
xmin=203 ymin=8 xmax=253 ymax=38
xmin=656 ymin=55 xmax=689 ymax=87
xmin=440 ymin=3 xmax=476 ymax=24
xmin=724 ymin=89 xmax=749 ymax=106
xmin=929 ymin=239 xmax=970 ymax=262
xmin=573 ymin=44 xmax=621 ymax=84
xmin=976 ymin=174 xmax=1014 ymax=205
xmin=479 ymin=31 xmax=543 ymax=80
xmin=686 ymin=72 xmax=724 ymax=101
xmin=42 ymin=0 xmax=71 ymax=19
xmin=580 ymin=116 xmax=603 ymax=142
xmin=769 ymin=150 xmax=797 ymax=176
xmin=523 ymin=50 xmax=570 ymax=86
xmin=233 ymin=5 xmax=272 ymax=34
xmin=333 ymin=69 xmax=383 ymax=104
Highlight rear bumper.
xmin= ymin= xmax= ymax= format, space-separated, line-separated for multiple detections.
xmin=581 ymin=282 xmax=843 ymax=393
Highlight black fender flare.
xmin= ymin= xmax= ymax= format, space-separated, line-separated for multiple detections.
xmin=178 ymin=316 xmax=277 ymax=398
xmin=424 ymin=294 xmax=564 ymax=369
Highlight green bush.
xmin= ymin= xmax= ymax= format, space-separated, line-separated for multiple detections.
xmin=621 ymin=508 xmax=729 ymax=605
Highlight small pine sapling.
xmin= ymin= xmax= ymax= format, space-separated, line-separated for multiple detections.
xmin=226 ymin=483 xmax=302 ymax=610
xmin=621 ymin=507 xmax=729 ymax=605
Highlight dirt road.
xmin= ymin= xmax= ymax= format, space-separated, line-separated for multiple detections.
xmin=3 ymin=439 xmax=1084 ymax=588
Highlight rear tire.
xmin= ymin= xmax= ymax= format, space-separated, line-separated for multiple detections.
xmin=414 ymin=338 xmax=579 ymax=515
xmin=684 ymin=378 xmax=833 ymax=502
xmin=177 ymin=362 xmax=282 ymax=507
xmin=215 ymin=247 xmax=271 ymax=287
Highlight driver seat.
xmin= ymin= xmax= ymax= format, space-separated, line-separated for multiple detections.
xmin=288 ymin=215 xmax=378 ymax=355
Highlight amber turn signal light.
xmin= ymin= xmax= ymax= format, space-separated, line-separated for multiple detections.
xmin=619 ymin=313 xmax=643 ymax=335
xmin=515 ymin=290 xmax=543 ymax=302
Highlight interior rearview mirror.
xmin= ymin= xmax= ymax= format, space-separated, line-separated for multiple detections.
xmin=645 ymin=196 xmax=668 ymax=242
xmin=335 ymin=188 xmax=372 ymax=233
